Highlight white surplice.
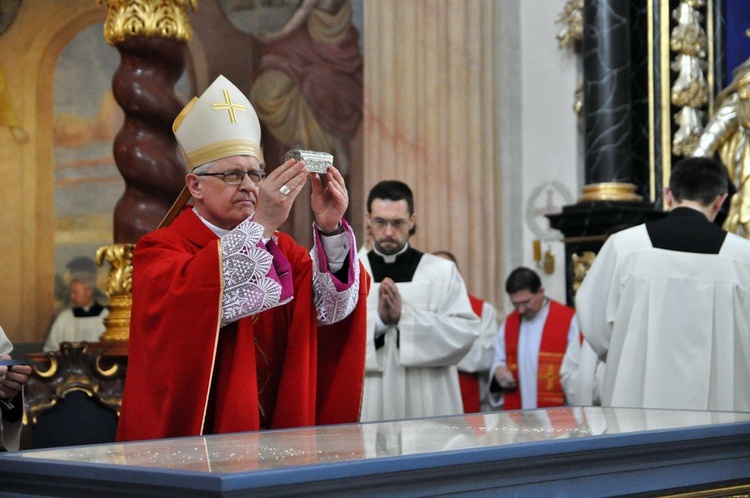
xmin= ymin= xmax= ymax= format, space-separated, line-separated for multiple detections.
xmin=43 ymin=306 xmax=109 ymax=352
xmin=560 ymin=337 xmax=606 ymax=406
xmin=359 ymin=249 xmax=481 ymax=422
xmin=457 ymin=300 xmax=499 ymax=410
xmin=576 ymin=224 xmax=750 ymax=411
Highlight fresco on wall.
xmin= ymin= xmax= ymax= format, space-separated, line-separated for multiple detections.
xmin=217 ymin=0 xmax=364 ymax=176
xmin=53 ymin=22 xmax=122 ymax=305
xmin=0 ymin=0 xmax=21 ymax=35
xmin=51 ymin=22 xmax=190 ymax=307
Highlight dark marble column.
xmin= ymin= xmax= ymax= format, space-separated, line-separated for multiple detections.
xmin=583 ymin=0 xmax=634 ymax=188
xmin=548 ymin=0 xmax=667 ymax=306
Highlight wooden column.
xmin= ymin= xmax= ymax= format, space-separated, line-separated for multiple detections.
xmin=97 ymin=0 xmax=196 ymax=342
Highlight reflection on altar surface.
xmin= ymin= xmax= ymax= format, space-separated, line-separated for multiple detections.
xmin=1 ymin=407 xmax=750 ymax=496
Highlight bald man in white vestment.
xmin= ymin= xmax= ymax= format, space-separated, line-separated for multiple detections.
xmin=358 ymin=180 xmax=480 ymax=422
xmin=576 ymin=157 xmax=750 ymax=411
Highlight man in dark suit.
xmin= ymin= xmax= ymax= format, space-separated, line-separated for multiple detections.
xmin=575 ymin=157 xmax=750 ymax=412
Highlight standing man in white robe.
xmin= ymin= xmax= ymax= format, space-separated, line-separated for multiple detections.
xmin=576 ymin=157 xmax=750 ymax=411
xmin=359 ymin=180 xmax=480 ymax=422
xmin=43 ymin=274 xmax=109 ymax=352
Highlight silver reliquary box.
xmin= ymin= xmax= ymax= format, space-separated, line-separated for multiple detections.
xmin=284 ymin=149 xmax=333 ymax=174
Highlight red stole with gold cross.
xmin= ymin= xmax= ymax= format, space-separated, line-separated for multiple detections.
xmin=503 ymin=300 xmax=573 ymax=410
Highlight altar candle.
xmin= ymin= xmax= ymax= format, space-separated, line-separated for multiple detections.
xmin=533 ymin=239 xmax=541 ymax=262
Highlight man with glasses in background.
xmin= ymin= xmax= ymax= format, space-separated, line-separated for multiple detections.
xmin=358 ymin=180 xmax=480 ymax=422
xmin=117 ymin=75 xmax=367 ymax=442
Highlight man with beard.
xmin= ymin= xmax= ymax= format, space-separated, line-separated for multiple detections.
xmin=358 ymin=180 xmax=480 ymax=422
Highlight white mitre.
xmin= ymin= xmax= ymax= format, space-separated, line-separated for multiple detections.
xmin=173 ymin=74 xmax=264 ymax=170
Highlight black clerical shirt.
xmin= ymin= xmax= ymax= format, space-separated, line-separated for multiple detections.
xmin=645 ymin=207 xmax=727 ymax=254
xmin=366 ymin=247 xmax=424 ymax=283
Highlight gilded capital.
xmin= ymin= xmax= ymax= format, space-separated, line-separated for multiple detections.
xmin=98 ymin=0 xmax=197 ymax=45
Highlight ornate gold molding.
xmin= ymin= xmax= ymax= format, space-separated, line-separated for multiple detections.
xmin=98 ymin=0 xmax=197 ymax=45
xmin=555 ymin=0 xmax=584 ymax=115
xmin=578 ymin=182 xmax=643 ymax=203
xmin=670 ymin=0 xmax=710 ymax=157
xmin=24 ymin=343 xmax=126 ymax=424
xmin=555 ymin=0 xmax=583 ymax=49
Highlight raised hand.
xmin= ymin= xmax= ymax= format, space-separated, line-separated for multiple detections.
xmin=252 ymin=158 xmax=309 ymax=237
xmin=311 ymin=165 xmax=349 ymax=232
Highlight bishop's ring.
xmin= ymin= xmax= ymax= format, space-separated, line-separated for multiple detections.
xmin=279 ymin=184 xmax=291 ymax=196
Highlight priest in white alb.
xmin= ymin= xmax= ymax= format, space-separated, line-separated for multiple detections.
xmin=576 ymin=157 xmax=750 ymax=411
xmin=358 ymin=180 xmax=480 ymax=422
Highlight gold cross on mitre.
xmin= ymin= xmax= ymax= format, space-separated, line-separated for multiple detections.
xmin=212 ymin=88 xmax=246 ymax=124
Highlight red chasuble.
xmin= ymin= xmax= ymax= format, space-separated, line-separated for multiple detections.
xmin=503 ymin=300 xmax=573 ymax=410
xmin=116 ymin=208 xmax=368 ymax=441
xmin=458 ymin=294 xmax=485 ymax=413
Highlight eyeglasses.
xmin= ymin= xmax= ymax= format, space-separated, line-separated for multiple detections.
xmin=196 ymin=169 xmax=266 ymax=185
xmin=371 ymin=218 xmax=409 ymax=230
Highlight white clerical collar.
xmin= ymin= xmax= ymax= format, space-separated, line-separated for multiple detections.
xmin=193 ymin=207 xmax=230 ymax=238
xmin=373 ymin=243 xmax=410 ymax=263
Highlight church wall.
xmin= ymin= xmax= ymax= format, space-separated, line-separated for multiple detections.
xmin=363 ymin=0 xmax=505 ymax=308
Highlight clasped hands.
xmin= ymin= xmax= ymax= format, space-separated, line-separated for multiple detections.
xmin=378 ymin=278 xmax=402 ymax=326
xmin=252 ymin=158 xmax=348 ymax=238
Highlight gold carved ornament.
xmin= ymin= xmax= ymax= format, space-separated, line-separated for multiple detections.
xmin=572 ymin=251 xmax=596 ymax=295
xmin=24 ymin=343 xmax=125 ymax=425
xmin=95 ymin=243 xmax=135 ymax=341
xmin=670 ymin=1 xmax=709 ymax=157
xmin=98 ymin=0 xmax=197 ymax=45
xmin=555 ymin=0 xmax=584 ymax=115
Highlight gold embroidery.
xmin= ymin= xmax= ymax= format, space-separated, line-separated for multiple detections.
xmin=538 ymin=351 xmax=565 ymax=395
xmin=212 ymin=89 xmax=246 ymax=124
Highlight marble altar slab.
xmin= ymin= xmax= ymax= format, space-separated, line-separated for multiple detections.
xmin=1 ymin=407 xmax=750 ymax=497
